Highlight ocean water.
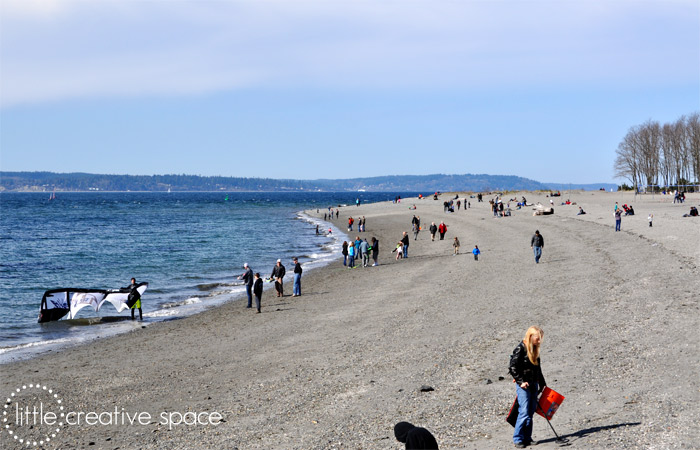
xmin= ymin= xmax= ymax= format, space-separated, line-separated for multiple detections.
xmin=0 ymin=191 xmax=415 ymax=363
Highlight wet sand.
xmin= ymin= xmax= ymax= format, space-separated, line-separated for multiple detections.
xmin=1 ymin=190 xmax=698 ymax=449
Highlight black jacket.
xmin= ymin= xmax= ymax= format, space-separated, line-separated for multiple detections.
xmin=271 ymin=264 xmax=286 ymax=279
xmin=294 ymin=262 xmax=302 ymax=275
xmin=122 ymin=282 xmax=141 ymax=307
xmin=239 ymin=268 xmax=253 ymax=286
xmin=509 ymin=342 xmax=546 ymax=391
xmin=429 ymin=224 xmax=438 ymax=234
xmin=371 ymin=240 xmax=379 ymax=256
xmin=401 ymin=235 xmax=409 ymax=246
xmin=253 ymin=278 xmax=263 ymax=297
xmin=531 ymin=233 xmax=544 ymax=248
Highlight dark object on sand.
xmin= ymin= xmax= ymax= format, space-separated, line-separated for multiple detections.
xmin=394 ymin=422 xmax=439 ymax=449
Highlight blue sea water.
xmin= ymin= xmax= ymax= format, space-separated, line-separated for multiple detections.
xmin=0 ymin=191 xmax=415 ymax=363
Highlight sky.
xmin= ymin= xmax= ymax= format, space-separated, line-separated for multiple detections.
xmin=0 ymin=1 xmax=698 ymax=184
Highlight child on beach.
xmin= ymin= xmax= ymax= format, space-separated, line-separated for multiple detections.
xmin=473 ymin=245 xmax=480 ymax=261
xmin=648 ymin=213 xmax=653 ymax=227
xmin=453 ymin=237 xmax=460 ymax=255
xmin=392 ymin=242 xmax=404 ymax=260
xmin=253 ymin=273 xmax=263 ymax=313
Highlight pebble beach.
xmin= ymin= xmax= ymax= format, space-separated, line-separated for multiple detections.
xmin=1 ymin=190 xmax=699 ymax=449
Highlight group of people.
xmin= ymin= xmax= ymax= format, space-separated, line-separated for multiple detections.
xmin=441 ymin=197 xmax=470 ymax=213
xmin=427 ymin=221 xmax=448 ymax=241
xmin=323 ymin=208 xmax=340 ymax=221
xmin=236 ymin=257 xmax=304 ymax=313
xmin=348 ymin=216 xmax=366 ymax=232
xmin=392 ymin=231 xmax=410 ymax=259
xmin=342 ymin=236 xmax=380 ymax=267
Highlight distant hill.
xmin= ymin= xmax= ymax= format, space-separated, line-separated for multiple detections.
xmin=0 ymin=171 xmax=552 ymax=192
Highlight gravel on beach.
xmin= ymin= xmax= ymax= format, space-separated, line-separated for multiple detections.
xmin=1 ymin=191 xmax=698 ymax=449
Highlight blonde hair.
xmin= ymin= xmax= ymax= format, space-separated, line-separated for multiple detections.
xmin=523 ymin=326 xmax=544 ymax=365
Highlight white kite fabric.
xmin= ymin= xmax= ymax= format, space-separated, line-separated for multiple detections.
xmin=39 ymin=283 xmax=148 ymax=322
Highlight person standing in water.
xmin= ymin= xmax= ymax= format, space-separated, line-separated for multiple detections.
xmin=125 ymin=277 xmax=142 ymax=320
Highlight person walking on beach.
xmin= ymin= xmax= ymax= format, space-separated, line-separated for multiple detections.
xmin=336 ymin=209 xmax=339 ymax=219
xmin=348 ymin=217 xmax=354 ymax=232
xmin=452 ymin=237 xmax=460 ymax=255
xmin=530 ymin=230 xmax=544 ymax=263
xmin=342 ymin=241 xmax=349 ymax=266
xmin=125 ymin=277 xmax=142 ymax=321
xmin=359 ymin=239 xmax=370 ymax=267
xmin=429 ymin=222 xmax=438 ymax=241
xmin=438 ymin=221 xmax=447 ymax=240
xmin=270 ymin=259 xmax=286 ymax=297
xmin=394 ymin=421 xmax=439 ymax=450
xmin=348 ymin=242 xmax=356 ymax=268
xmin=371 ymin=237 xmax=379 ymax=266
xmin=648 ymin=213 xmax=653 ymax=227
xmin=361 ymin=216 xmax=366 ymax=232
xmin=237 ymin=263 xmax=254 ymax=308
xmin=509 ymin=326 xmax=547 ymax=448
xmin=253 ymin=273 xmax=263 ymax=313
xmin=472 ymin=245 xmax=480 ymax=261
xmin=615 ymin=208 xmax=622 ymax=232
xmin=401 ymin=231 xmax=410 ymax=258
xmin=292 ymin=257 xmax=302 ymax=296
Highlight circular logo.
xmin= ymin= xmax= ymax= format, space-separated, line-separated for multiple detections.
xmin=2 ymin=384 xmax=63 ymax=447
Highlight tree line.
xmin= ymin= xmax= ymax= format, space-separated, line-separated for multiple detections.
xmin=614 ymin=112 xmax=700 ymax=190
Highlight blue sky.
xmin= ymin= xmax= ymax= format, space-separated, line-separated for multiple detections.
xmin=1 ymin=1 xmax=698 ymax=183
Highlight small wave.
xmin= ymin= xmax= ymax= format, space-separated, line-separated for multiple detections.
xmin=62 ymin=316 xmax=133 ymax=326
xmin=146 ymin=309 xmax=180 ymax=318
xmin=0 ymin=337 xmax=72 ymax=355
xmin=161 ymin=297 xmax=202 ymax=308
xmin=197 ymin=281 xmax=242 ymax=291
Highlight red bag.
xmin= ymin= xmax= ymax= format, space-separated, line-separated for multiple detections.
xmin=536 ymin=387 xmax=565 ymax=420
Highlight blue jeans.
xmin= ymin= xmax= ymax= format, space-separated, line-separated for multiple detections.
xmin=343 ymin=254 xmax=347 ymax=266
xmin=293 ymin=274 xmax=301 ymax=296
xmin=615 ymin=219 xmax=621 ymax=231
xmin=533 ymin=246 xmax=542 ymax=263
xmin=514 ymin=383 xmax=538 ymax=444
xmin=403 ymin=245 xmax=408 ymax=258
xmin=245 ymin=284 xmax=253 ymax=307
xmin=348 ymin=255 xmax=355 ymax=267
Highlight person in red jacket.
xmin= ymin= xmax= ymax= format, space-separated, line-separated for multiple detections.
xmin=438 ymin=222 xmax=447 ymax=240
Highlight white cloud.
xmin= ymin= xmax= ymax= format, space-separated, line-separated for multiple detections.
xmin=1 ymin=0 xmax=698 ymax=107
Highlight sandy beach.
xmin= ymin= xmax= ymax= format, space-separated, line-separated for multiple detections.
xmin=2 ymin=190 xmax=699 ymax=449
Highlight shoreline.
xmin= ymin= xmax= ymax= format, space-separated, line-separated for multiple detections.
xmin=0 ymin=210 xmax=347 ymax=365
xmin=1 ymin=191 xmax=698 ymax=449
